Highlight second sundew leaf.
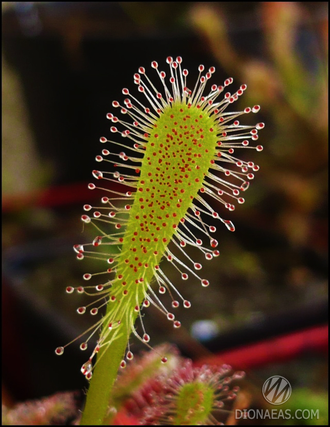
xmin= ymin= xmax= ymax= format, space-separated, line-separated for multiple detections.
xmin=174 ymin=382 xmax=214 ymax=425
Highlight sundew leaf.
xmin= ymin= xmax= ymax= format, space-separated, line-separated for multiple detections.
xmin=56 ymin=56 xmax=264 ymax=381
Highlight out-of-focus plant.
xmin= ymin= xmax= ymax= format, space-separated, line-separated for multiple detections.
xmin=190 ymin=2 xmax=328 ymax=249
xmin=280 ymin=388 xmax=328 ymax=425
xmin=111 ymin=344 xmax=247 ymax=425
xmin=2 ymin=345 xmax=248 ymax=425
xmin=2 ymin=392 xmax=79 ymax=426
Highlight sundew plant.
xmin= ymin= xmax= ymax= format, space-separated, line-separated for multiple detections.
xmin=56 ymin=56 xmax=264 ymax=424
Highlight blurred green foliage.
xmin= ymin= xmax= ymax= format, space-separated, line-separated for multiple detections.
xmin=281 ymin=388 xmax=328 ymax=425
xmin=189 ymin=2 xmax=328 ymax=250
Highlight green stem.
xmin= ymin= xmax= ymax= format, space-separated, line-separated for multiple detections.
xmin=80 ymin=321 xmax=131 ymax=425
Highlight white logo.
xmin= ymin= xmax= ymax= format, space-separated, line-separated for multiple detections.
xmin=262 ymin=376 xmax=292 ymax=405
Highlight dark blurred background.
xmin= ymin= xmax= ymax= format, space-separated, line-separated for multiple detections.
xmin=2 ymin=2 xmax=328 ymax=423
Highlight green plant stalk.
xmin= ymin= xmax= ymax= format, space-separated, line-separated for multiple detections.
xmin=80 ymin=286 xmax=145 ymax=424
xmin=78 ymin=317 xmax=121 ymax=425
xmin=80 ymin=283 xmax=146 ymax=424
xmin=80 ymin=327 xmax=128 ymax=425
xmin=80 ymin=310 xmax=175 ymax=424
